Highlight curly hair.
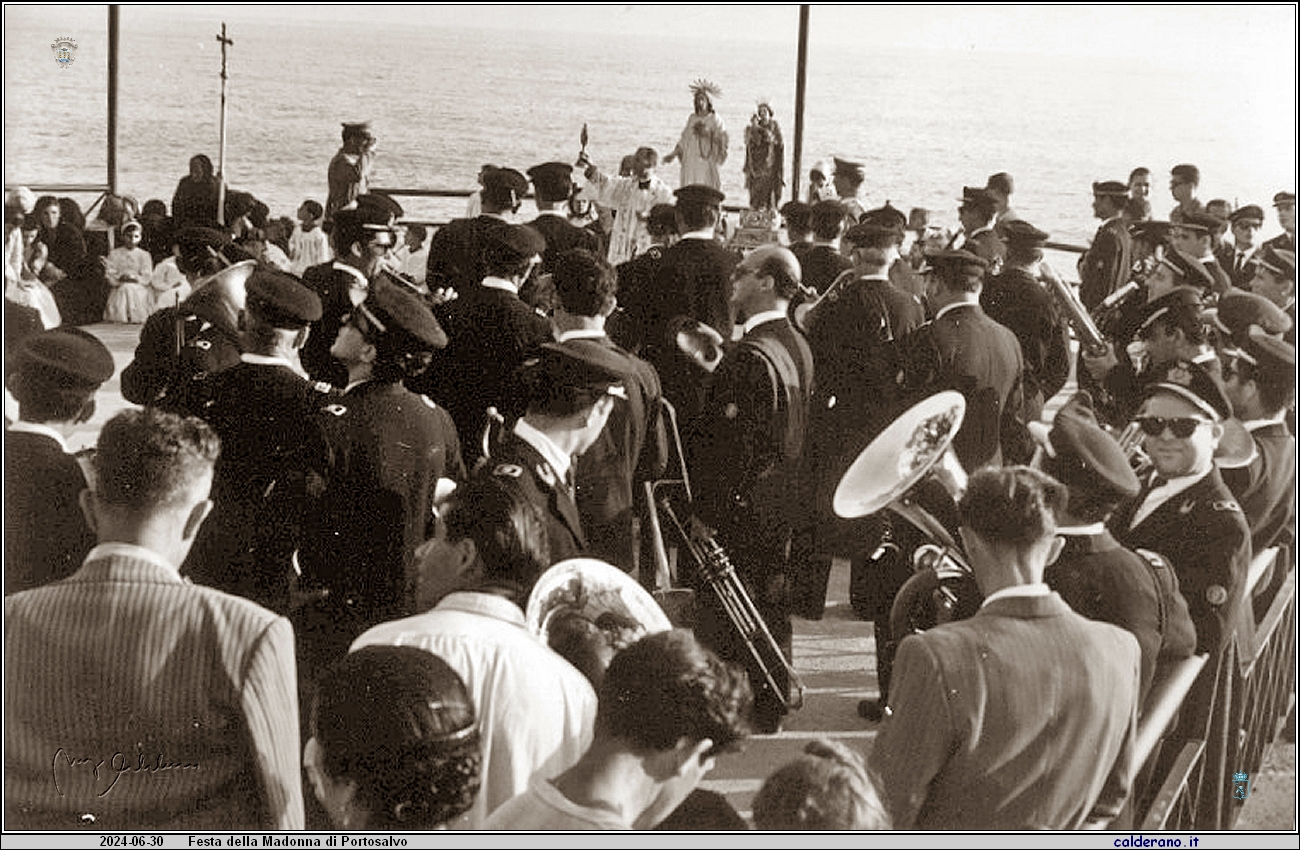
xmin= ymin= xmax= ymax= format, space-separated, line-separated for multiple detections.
xmin=312 ymin=645 xmax=482 ymax=830
xmin=552 ymin=248 xmax=617 ymax=318
xmin=958 ymin=465 xmax=1067 ymax=548
xmin=93 ymin=408 xmax=221 ymax=512
xmin=752 ymin=738 xmax=890 ymax=830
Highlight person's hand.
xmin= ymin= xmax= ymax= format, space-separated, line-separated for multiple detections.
xmin=575 ymin=151 xmax=591 ymax=169
xmin=1081 ymin=342 xmax=1118 ymax=382
xmin=428 ymin=286 xmax=458 ymax=306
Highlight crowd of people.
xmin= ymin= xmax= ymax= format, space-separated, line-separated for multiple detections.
xmin=4 ymin=121 xmax=1295 ymax=833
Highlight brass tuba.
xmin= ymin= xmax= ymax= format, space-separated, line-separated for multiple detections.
xmin=1039 ymin=262 xmax=1109 ymax=357
xmin=833 ymin=391 xmax=982 ymax=637
xmin=670 ymin=315 xmax=726 ymax=373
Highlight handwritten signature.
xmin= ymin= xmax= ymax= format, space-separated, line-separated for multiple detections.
xmin=52 ymin=748 xmax=199 ymax=797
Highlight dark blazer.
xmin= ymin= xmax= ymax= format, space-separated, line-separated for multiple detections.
xmin=479 ymin=428 xmax=587 ymax=564
xmin=422 ymin=284 xmax=553 ymax=465
xmin=120 ymin=285 xmax=242 ymax=414
xmin=963 ymin=227 xmax=1005 ymax=274
xmin=609 ymin=245 xmax=667 ymax=354
xmin=299 ymin=260 xmax=365 ymax=389
xmin=530 ymin=213 xmax=600 ymax=274
xmin=4 ymin=552 xmax=303 ymax=830
xmin=424 ymin=215 xmax=511 ymax=293
xmin=1215 ymin=243 xmax=1259 ymax=290
xmin=981 ymin=266 xmax=1072 ymax=417
xmin=1110 ymin=468 xmax=1252 ymax=654
xmin=869 ymin=592 xmax=1140 ymax=830
xmin=3 ymin=429 xmax=95 ymax=596
xmin=1222 ymin=421 xmax=1297 ymax=556
xmin=797 ymin=243 xmax=853 ymax=295
xmin=1079 ymin=217 xmax=1132 ymax=311
xmin=644 ymin=236 xmax=739 ymax=424
xmin=1045 ymin=530 xmax=1197 ymax=700
xmin=560 ymin=335 xmax=668 ymax=572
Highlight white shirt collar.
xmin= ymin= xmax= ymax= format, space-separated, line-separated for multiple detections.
xmin=968 ymin=224 xmax=995 ymax=238
xmin=332 ymin=261 xmax=369 ymax=288
xmin=481 ymin=275 xmax=518 ymax=294
xmin=7 ymin=420 xmax=69 ymax=453
xmin=743 ymin=309 xmax=789 ymax=334
xmin=680 ymin=228 xmax=717 ymax=241
xmin=240 ymin=352 xmax=294 ymax=369
xmin=1242 ymin=415 xmax=1287 ymax=432
xmin=1129 ymin=467 xmax=1212 ymax=529
xmin=981 ymin=583 xmax=1051 ymax=609
xmin=1102 ymin=214 xmax=1124 ymax=227
xmin=85 ymin=542 xmax=178 ymax=575
xmin=513 ymin=419 xmax=571 ymax=479
xmin=556 ymin=328 xmax=607 ymax=342
xmin=434 ymin=590 xmax=528 ymax=628
xmin=934 ymin=300 xmax=978 ymax=321
xmin=1055 ymin=523 xmax=1106 ymax=537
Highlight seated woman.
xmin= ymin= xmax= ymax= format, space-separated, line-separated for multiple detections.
xmin=103 ymin=220 xmax=154 ymax=323
xmin=751 ymin=738 xmax=890 ymax=830
xmin=7 ymin=218 xmax=61 ymax=329
xmin=32 ymin=195 xmax=85 ymax=284
xmin=304 ymin=645 xmax=482 ymax=830
xmin=149 ymin=239 xmax=191 ymax=315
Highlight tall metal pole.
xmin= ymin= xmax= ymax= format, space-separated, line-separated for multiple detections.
xmin=215 ymin=23 xmax=232 ymax=227
xmin=107 ymin=5 xmax=119 ymax=196
xmin=791 ymin=5 xmax=809 ymax=204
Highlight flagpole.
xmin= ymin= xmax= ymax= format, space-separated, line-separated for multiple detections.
xmin=215 ymin=22 xmax=233 ymax=227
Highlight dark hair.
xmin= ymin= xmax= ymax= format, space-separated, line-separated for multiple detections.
xmin=405 ymin=223 xmax=428 ymax=245
xmin=1143 ymin=305 xmax=1209 ymax=346
xmin=810 ymin=201 xmax=847 ymax=240
xmin=350 ymin=306 xmax=435 ymax=384
xmin=1129 ymin=166 xmax=1151 ymax=182
xmin=1233 ymin=357 xmax=1296 ymax=415
xmin=780 ymin=201 xmax=812 ymax=237
xmin=986 ymin=172 xmax=1013 ymax=198
xmin=313 ymin=645 xmax=481 ymax=830
xmin=301 ymin=199 xmax=324 ymax=219
xmin=1004 ymin=242 xmax=1044 ymax=267
xmin=553 ymin=248 xmax=616 ymax=317
xmin=189 ymin=154 xmax=215 ymax=181
xmin=958 ymin=466 xmax=1066 ymax=547
xmin=647 ymin=204 xmax=678 ymax=238
xmin=142 ymin=198 xmax=168 ymax=218
xmin=595 ymin=629 xmax=752 ymax=755
xmin=752 ymin=738 xmax=890 ymax=830
xmin=676 ymin=199 xmax=719 ymax=233
xmin=443 ymin=475 xmax=551 ymax=597
xmin=93 ymin=408 xmax=221 ymax=512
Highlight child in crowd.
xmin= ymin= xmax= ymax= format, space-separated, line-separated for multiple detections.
xmin=396 ymin=223 xmax=428 ymax=284
xmin=290 ymin=199 xmax=330 ymax=275
xmin=103 ymin=220 xmax=153 ymax=323
xmin=259 ymin=220 xmax=293 ymax=272
xmin=149 ymin=240 xmax=190 ymax=314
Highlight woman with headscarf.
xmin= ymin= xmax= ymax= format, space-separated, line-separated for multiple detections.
xmin=743 ymin=99 xmax=784 ymax=210
xmin=171 ymin=154 xmax=221 ymax=229
xmin=664 ymin=79 xmax=729 ymax=192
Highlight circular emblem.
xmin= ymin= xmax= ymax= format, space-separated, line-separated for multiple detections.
xmin=1165 ymin=363 xmax=1193 ymax=387
xmin=323 ymin=404 xmax=348 ymax=417
xmin=493 ymin=463 xmax=523 ymax=479
xmin=1205 ymin=585 xmax=1228 ymax=606
xmin=724 ymin=402 xmax=739 ymax=419
xmin=51 ymin=37 xmax=77 ymax=69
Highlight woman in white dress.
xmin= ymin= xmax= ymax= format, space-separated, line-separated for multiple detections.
xmin=664 ymin=79 xmax=729 ymax=192
xmin=7 ymin=222 xmax=62 ymax=329
xmin=103 ymin=220 xmax=154 ymax=323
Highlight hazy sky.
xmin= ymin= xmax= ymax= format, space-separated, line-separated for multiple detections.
xmin=13 ymin=4 xmax=1297 ymax=74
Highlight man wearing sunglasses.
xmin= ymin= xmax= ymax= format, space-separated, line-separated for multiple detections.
xmin=1108 ymin=361 xmax=1252 ymax=655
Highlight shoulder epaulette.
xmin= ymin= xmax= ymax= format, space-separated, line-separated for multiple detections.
xmin=493 ymin=463 xmax=523 ymax=479
xmin=322 ymin=403 xmax=347 ymax=417
xmin=1212 ymin=500 xmax=1241 ymax=513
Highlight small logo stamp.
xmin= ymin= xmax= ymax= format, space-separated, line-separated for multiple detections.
xmin=1232 ymin=771 xmax=1250 ymax=800
xmin=51 ymin=36 xmax=77 ymax=69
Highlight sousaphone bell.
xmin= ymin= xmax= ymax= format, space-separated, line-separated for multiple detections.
xmin=833 ymin=391 xmax=983 ymax=637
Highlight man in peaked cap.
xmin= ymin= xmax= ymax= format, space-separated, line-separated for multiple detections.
xmin=182 ymin=269 xmax=335 ymax=614
xmin=425 ymin=166 xmax=531 ymax=294
xmin=982 ymin=219 xmax=1072 ymax=423
xmin=422 ymin=223 xmax=553 ymax=467
xmin=1217 ymin=205 xmax=1267 ymax=288
xmin=528 ymin=162 xmax=600 ymax=275
xmin=1169 ymin=211 xmax=1232 ymax=293
xmin=985 ymin=172 xmax=1021 ymax=240
xmin=1264 ymin=191 xmax=1296 ymax=252
xmin=1108 ymin=360 xmax=1252 ymax=656
xmin=608 ymin=203 xmax=679 ymax=354
xmin=832 ymin=157 xmax=868 ymax=222
xmin=5 ymin=327 xmax=115 ymax=595
xmin=1079 ymin=180 xmax=1134 ymax=311
xmin=797 ymin=199 xmax=853 ymax=295
xmin=956 ymin=187 xmax=1005 ymax=274
xmin=1220 ymin=328 xmax=1297 ymax=561
xmin=474 ymin=341 xmax=627 ymax=565
xmin=1037 ymin=392 xmax=1197 ymax=700
xmin=1168 ymin=163 xmax=1205 ymax=225
xmin=1208 ymin=288 xmax=1292 ymax=348
xmin=325 ymin=121 xmax=377 ymax=224
xmin=300 ymin=194 xmax=401 ymax=389
xmin=1247 ymin=244 xmax=1297 ymax=343
xmin=299 ymin=277 xmax=463 ymax=675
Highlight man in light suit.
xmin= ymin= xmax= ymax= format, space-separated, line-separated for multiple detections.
xmin=869 ymin=466 xmax=1140 ymax=830
xmin=5 ymin=408 xmax=303 ymax=830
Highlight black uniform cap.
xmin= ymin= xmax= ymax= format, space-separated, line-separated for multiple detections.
xmin=928 ymin=249 xmax=989 ymax=287
xmin=11 ymin=326 xmax=115 ymax=393
xmin=958 ymin=186 xmax=997 ymax=213
xmin=355 ymin=277 xmax=448 ymax=352
xmin=1129 ymin=220 xmax=1173 ymax=243
xmin=1043 ymin=391 xmax=1140 ymax=503
xmin=1090 ymin=180 xmax=1129 ymax=198
xmin=843 ymin=221 xmax=902 ymax=248
xmin=859 ymin=202 xmax=908 ymax=233
xmin=1148 ymin=359 xmax=1232 ymax=421
xmin=481 ymin=168 xmax=530 ymax=209
xmin=1254 ymin=244 xmax=1296 ymax=281
xmin=246 ymin=269 xmax=323 ymax=330
xmin=1227 ymin=325 xmax=1296 ymax=378
xmin=833 ymin=157 xmax=865 ymax=178
xmin=486 ymin=224 xmax=547 ymax=265
xmin=1002 ymin=219 xmax=1050 ymax=248
xmin=519 ymin=342 xmax=628 ymax=412
xmin=1173 ymin=211 xmax=1223 ymax=236
xmin=1158 ymin=247 xmax=1216 ymax=291
xmin=674 ymin=184 xmax=726 ymax=207
xmin=1211 ymin=288 xmax=1292 ymax=342
xmin=527 ymin=162 xmax=575 ymax=204
xmin=1273 ymin=191 xmax=1296 ymax=207
xmin=1228 ymin=205 xmax=1265 ymax=225
xmin=353 ymin=192 xmax=404 ymax=224
xmin=1138 ymin=285 xmax=1204 ymax=333
xmin=1171 ymin=164 xmax=1201 ymax=184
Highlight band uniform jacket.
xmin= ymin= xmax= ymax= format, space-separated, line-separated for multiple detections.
xmin=1221 ymin=420 xmax=1297 ymax=556
xmin=120 ymin=285 xmax=242 ymax=415
xmin=182 ymin=359 xmax=338 ymax=614
xmin=1079 ymin=217 xmax=1132 ymax=312
xmin=422 ymin=284 xmax=553 ymax=465
xmin=981 ymin=267 xmax=1072 ymax=420
xmin=644 ymin=236 xmax=739 ymax=425
xmin=895 ymin=302 xmax=1032 ymax=470
xmin=1215 ymin=242 xmax=1260 ymax=290
xmin=4 ymin=551 xmax=303 ymax=830
xmin=560 ymin=335 xmax=668 ymax=572
xmin=423 ymin=214 xmax=512 ymax=294
xmin=609 ymin=245 xmax=667 ymax=354
xmin=1044 ymin=530 xmax=1197 ymax=701
xmin=530 ymin=213 xmax=601 ymax=275
xmin=796 ymin=244 xmax=853 ymax=295
xmin=479 ymin=429 xmax=587 ymax=564
xmin=299 ymin=260 xmax=368 ymax=389
xmin=301 ymin=380 xmax=465 ymax=656
xmin=3 ymin=428 xmax=95 ymax=595
xmin=869 ymin=592 xmax=1139 ymax=830
xmin=1109 ymin=468 xmax=1252 ymax=655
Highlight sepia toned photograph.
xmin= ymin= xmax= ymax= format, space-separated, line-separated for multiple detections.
xmin=3 ymin=3 xmax=1296 ymax=842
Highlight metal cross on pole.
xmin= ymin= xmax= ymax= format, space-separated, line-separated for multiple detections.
xmin=215 ymin=22 xmax=233 ymax=227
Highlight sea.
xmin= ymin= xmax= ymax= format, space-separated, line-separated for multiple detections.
xmin=4 ymin=6 xmax=1297 ymax=250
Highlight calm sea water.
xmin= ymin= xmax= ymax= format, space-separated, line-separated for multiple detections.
xmin=5 ymin=8 xmax=1296 ymax=247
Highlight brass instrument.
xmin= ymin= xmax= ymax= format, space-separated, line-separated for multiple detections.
xmin=1116 ymin=419 xmax=1153 ymax=479
xmin=834 ymin=391 xmax=982 ymax=637
xmin=671 ymin=315 xmax=726 ymax=373
xmin=1040 ymin=263 xmax=1109 ymax=357
xmin=792 ymin=267 xmax=856 ymax=333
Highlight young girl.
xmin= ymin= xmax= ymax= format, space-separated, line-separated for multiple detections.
xmin=149 ymin=241 xmax=191 ymax=314
xmin=103 ymin=220 xmax=153 ymax=323
xmin=289 ymin=199 xmax=330 ymax=275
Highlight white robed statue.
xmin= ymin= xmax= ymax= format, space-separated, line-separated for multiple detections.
xmin=665 ymin=79 xmax=729 ymax=192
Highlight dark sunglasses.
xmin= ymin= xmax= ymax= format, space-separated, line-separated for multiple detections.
xmin=1135 ymin=416 xmax=1211 ymax=438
